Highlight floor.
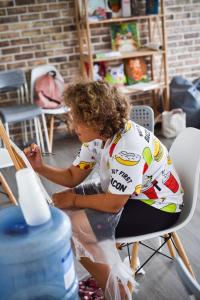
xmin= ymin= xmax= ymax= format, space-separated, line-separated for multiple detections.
xmin=0 ymin=130 xmax=199 ymax=300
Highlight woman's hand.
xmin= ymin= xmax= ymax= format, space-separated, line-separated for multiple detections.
xmin=23 ymin=143 xmax=43 ymax=171
xmin=52 ymin=190 xmax=76 ymax=209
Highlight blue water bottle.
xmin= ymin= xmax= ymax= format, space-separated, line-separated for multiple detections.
xmin=0 ymin=206 xmax=79 ymax=300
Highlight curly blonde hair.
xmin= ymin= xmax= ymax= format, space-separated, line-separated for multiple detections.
xmin=64 ymin=81 xmax=130 ymax=138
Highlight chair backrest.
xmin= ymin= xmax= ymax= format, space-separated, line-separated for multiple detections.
xmin=169 ymin=127 xmax=200 ymax=226
xmin=30 ymin=64 xmax=64 ymax=104
xmin=130 ymin=105 xmax=154 ymax=132
xmin=0 ymin=69 xmax=28 ymax=104
xmin=175 ymin=256 xmax=200 ymax=297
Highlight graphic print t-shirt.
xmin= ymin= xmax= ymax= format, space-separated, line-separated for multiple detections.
xmin=73 ymin=121 xmax=183 ymax=213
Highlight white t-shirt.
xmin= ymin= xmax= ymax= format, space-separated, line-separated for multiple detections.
xmin=73 ymin=121 xmax=183 ymax=213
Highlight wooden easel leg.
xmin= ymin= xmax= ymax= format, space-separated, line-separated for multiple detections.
xmin=172 ymin=232 xmax=195 ymax=277
xmin=0 ymin=172 xmax=17 ymax=205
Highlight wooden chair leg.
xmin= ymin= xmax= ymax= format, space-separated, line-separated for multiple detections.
xmin=164 ymin=234 xmax=176 ymax=258
xmin=0 ymin=172 xmax=18 ymax=205
xmin=126 ymin=241 xmax=139 ymax=298
xmin=172 ymin=232 xmax=195 ymax=277
xmin=49 ymin=115 xmax=54 ymax=153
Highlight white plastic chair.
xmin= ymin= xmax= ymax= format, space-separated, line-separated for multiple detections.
xmin=117 ymin=127 xmax=200 ymax=282
xmin=30 ymin=65 xmax=70 ymax=153
xmin=175 ymin=256 xmax=200 ymax=300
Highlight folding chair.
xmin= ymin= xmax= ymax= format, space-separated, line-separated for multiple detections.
xmin=30 ymin=65 xmax=70 ymax=153
xmin=117 ymin=127 xmax=200 ymax=294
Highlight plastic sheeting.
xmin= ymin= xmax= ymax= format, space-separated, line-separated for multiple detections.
xmin=62 ymin=180 xmax=138 ymax=300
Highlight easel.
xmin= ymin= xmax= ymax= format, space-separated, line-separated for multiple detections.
xmin=0 ymin=120 xmax=53 ymax=206
xmin=0 ymin=120 xmax=26 ymax=205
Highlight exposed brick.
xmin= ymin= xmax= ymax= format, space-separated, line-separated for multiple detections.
xmin=0 ymin=65 xmax=6 ymax=71
xmin=0 ymin=16 xmax=18 ymax=24
xmin=0 ymin=9 xmax=6 ymax=16
xmin=52 ymin=33 xmax=69 ymax=40
xmin=0 ymin=41 xmax=10 ymax=47
xmin=48 ymin=3 xmax=67 ymax=10
xmin=15 ymin=53 xmax=34 ymax=60
xmin=27 ymin=59 xmax=48 ymax=67
xmin=22 ymin=45 xmax=41 ymax=52
xmin=42 ymin=12 xmax=60 ymax=19
xmin=0 ymin=55 xmax=13 ymax=63
xmin=21 ymin=14 xmax=40 ymax=21
xmin=32 ymin=20 xmax=51 ymax=28
xmin=49 ymin=56 xmax=67 ymax=63
xmin=52 ymin=18 xmax=69 ymax=26
xmin=9 ymin=23 xmax=30 ymax=30
xmin=7 ymin=62 xmax=27 ymax=69
xmin=0 ymin=24 xmax=9 ymax=31
xmin=35 ymin=50 xmax=54 ymax=57
xmin=2 ymin=47 xmax=21 ymax=55
xmin=22 ymin=29 xmax=41 ymax=37
xmin=0 ymin=1 xmax=13 ymax=8
xmin=42 ymin=27 xmax=62 ymax=34
xmin=7 ymin=7 xmax=27 ymax=14
xmin=54 ymin=48 xmax=74 ymax=55
xmin=11 ymin=38 xmax=30 ymax=46
xmin=43 ymin=42 xmax=63 ymax=49
xmin=31 ymin=36 xmax=51 ymax=43
xmin=0 ymin=32 xmax=20 ymax=39
xmin=28 ymin=5 xmax=48 ymax=12
xmin=16 ymin=0 xmax=36 ymax=5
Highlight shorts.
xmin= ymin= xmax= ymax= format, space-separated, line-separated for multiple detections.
xmin=74 ymin=181 xmax=180 ymax=241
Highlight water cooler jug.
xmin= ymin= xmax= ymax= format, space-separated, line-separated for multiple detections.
xmin=0 ymin=206 xmax=79 ymax=300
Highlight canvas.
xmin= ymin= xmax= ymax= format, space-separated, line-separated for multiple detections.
xmin=110 ymin=23 xmax=140 ymax=53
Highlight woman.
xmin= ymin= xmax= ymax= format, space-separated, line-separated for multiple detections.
xmin=24 ymin=81 xmax=183 ymax=299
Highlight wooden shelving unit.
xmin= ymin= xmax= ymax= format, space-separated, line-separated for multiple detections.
xmin=75 ymin=0 xmax=169 ymax=112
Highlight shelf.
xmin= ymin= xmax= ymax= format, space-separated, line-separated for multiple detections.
xmin=88 ymin=14 xmax=164 ymax=25
xmin=119 ymin=82 xmax=166 ymax=95
xmin=81 ymin=49 xmax=165 ymax=63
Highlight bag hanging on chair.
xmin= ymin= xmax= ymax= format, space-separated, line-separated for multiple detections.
xmin=34 ymin=70 xmax=64 ymax=109
xmin=155 ymin=108 xmax=186 ymax=139
xmin=170 ymin=76 xmax=200 ymax=128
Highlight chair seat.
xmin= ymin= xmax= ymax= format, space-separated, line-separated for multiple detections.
xmin=0 ymin=104 xmax=42 ymax=123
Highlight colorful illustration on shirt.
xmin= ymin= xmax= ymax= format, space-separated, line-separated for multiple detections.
xmin=160 ymin=203 xmax=177 ymax=213
xmin=115 ymin=151 xmax=141 ymax=166
xmin=167 ymin=155 xmax=172 ymax=165
xmin=134 ymin=184 xmax=142 ymax=195
xmin=109 ymin=132 xmax=122 ymax=157
xmin=121 ymin=120 xmax=132 ymax=134
xmin=76 ymin=161 xmax=96 ymax=170
xmin=153 ymin=138 xmax=164 ymax=162
xmin=142 ymin=182 xmax=158 ymax=199
xmin=143 ymin=147 xmax=153 ymax=173
xmin=162 ymin=171 xmax=179 ymax=193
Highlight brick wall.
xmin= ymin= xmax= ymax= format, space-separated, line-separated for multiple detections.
xmin=0 ymin=0 xmax=200 ymax=138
